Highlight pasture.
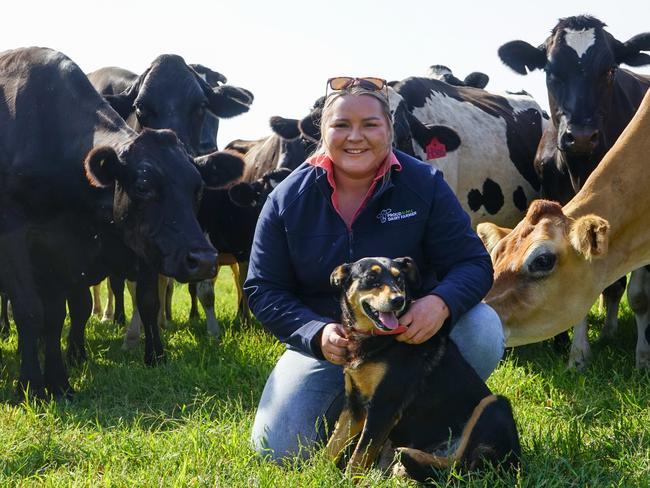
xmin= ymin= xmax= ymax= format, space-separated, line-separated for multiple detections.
xmin=0 ymin=270 xmax=648 ymax=487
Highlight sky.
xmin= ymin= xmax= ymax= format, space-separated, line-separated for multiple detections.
xmin=3 ymin=1 xmax=650 ymax=148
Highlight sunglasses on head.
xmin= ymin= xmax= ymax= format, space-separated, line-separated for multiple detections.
xmin=325 ymin=76 xmax=388 ymax=99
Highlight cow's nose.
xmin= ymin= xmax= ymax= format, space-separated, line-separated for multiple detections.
xmin=390 ymin=296 xmax=405 ymax=309
xmin=185 ymin=250 xmax=217 ymax=280
xmin=559 ymin=127 xmax=600 ymax=154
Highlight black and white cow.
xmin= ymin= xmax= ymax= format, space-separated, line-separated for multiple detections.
xmin=392 ymin=76 xmax=548 ymax=227
xmin=0 ymin=47 xmax=244 ymax=397
xmin=425 ymin=64 xmax=490 ymax=89
xmin=499 ymin=15 xmax=650 ymax=368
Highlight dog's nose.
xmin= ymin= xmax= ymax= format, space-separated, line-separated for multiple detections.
xmin=391 ymin=296 xmax=405 ymax=309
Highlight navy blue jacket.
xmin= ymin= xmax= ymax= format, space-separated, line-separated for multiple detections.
xmin=244 ymin=150 xmax=493 ymax=358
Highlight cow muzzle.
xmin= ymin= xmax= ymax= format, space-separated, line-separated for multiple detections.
xmin=558 ymin=125 xmax=600 ymax=155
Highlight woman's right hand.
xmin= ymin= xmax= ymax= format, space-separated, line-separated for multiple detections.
xmin=320 ymin=323 xmax=349 ymax=365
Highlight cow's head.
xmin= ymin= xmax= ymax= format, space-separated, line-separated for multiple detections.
xmin=269 ymin=116 xmax=317 ymax=170
xmin=105 ymin=54 xmax=253 ymax=156
xmin=228 ymin=167 xmax=292 ymax=207
xmin=477 ymin=199 xmax=610 ymax=346
xmin=84 ymin=129 xmax=244 ymax=282
xmin=499 ymin=16 xmax=650 ymax=188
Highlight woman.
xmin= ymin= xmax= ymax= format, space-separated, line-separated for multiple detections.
xmin=244 ymin=78 xmax=504 ymax=463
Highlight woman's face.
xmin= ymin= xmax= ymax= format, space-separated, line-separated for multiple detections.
xmin=323 ymin=95 xmax=391 ymax=181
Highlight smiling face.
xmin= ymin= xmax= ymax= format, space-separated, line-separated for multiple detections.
xmin=323 ymin=95 xmax=392 ymax=182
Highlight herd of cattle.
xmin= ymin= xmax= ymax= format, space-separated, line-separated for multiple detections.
xmin=0 ymin=15 xmax=649 ymax=398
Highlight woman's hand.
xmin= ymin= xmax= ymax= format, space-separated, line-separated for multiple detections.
xmin=320 ymin=322 xmax=349 ymax=365
xmin=396 ymin=295 xmax=449 ymax=344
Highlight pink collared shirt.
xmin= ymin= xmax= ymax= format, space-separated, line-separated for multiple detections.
xmin=308 ymin=151 xmax=402 ymax=229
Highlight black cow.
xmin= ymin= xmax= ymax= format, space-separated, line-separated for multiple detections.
xmin=0 ymin=47 xmax=243 ymax=397
xmin=94 ymin=54 xmax=253 ymax=157
xmin=187 ymin=167 xmax=292 ymax=336
xmin=499 ymin=16 xmax=650 ymax=369
xmin=88 ymin=57 xmax=253 ymax=331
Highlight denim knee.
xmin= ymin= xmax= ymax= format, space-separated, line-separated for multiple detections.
xmin=450 ymin=302 xmax=505 ymax=380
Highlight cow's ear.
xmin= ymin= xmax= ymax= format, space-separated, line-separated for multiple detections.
xmin=569 ymin=215 xmax=610 ymax=260
xmin=330 ymin=264 xmax=351 ymax=288
xmin=393 ymin=257 xmax=421 ymax=289
xmin=189 ymin=64 xmax=228 ymax=86
xmin=498 ymin=40 xmax=547 ymax=75
xmin=103 ymin=70 xmax=146 ymax=119
xmin=616 ymin=33 xmax=650 ymax=66
xmin=299 ymin=110 xmax=321 ymax=142
xmin=270 ymin=116 xmax=301 ymax=139
xmin=406 ymin=112 xmax=461 ymax=153
xmin=193 ymin=150 xmax=244 ymax=189
xmin=426 ymin=125 xmax=461 ymax=152
xmin=464 ymin=72 xmax=489 ymax=89
xmin=208 ymin=85 xmax=254 ymax=118
xmin=228 ymin=182 xmax=260 ymax=207
xmin=476 ymin=222 xmax=512 ymax=254
xmin=84 ymin=146 xmax=125 ymax=187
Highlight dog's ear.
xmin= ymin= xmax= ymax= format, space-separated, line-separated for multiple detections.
xmin=393 ymin=257 xmax=421 ymax=289
xmin=330 ymin=264 xmax=351 ymax=288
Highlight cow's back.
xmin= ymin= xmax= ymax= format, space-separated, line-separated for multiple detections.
xmin=0 ymin=47 xmax=131 ymax=208
xmin=395 ymin=77 xmax=546 ymax=228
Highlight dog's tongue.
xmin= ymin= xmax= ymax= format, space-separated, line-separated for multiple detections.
xmin=379 ymin=312 xmax=399 ymax=329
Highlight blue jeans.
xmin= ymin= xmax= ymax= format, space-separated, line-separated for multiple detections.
xmin=250 ymin=302 xmax=505 ymax=463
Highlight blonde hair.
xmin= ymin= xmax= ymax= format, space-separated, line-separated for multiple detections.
xmin=315 ymin=85 xmax=394 ymax=157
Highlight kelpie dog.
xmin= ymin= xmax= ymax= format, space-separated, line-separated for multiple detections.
xmin=326 ymin=256 xmax=520 ymax=481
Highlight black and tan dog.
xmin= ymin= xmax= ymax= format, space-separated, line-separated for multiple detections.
xmin=326 ymin=256 xmax=521 ymax=481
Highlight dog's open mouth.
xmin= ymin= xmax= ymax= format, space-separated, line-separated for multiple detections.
xmin=362 ymin=301 xmax=401 ymax=331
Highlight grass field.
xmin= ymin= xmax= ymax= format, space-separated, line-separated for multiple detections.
xmin=0 ymin=269 xmax=649 ymax=487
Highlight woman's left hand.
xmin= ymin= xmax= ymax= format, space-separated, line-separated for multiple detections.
xmin=396 ymin=295 xmax=449 ymax=344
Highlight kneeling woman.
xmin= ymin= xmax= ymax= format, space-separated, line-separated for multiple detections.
xmin=244 ymin=78 xmax=504 ymax=463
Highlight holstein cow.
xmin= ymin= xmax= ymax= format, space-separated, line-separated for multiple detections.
xmin=88 ymin=56 xmax=252 ymax=342
xmin=477 ymin=89 xmax=650 ymax=370
xmin=498 ymin=15 xmax=650 ymax=367
xmin=393 ymin=76 xmax=548 ymax=227
xmin=0 ymin=47 xmax=243 ymax=397
xmin=425 ymin=64 xmax=490 ymax=89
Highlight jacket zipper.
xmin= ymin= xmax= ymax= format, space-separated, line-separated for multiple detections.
xmin=348 ymin=229 xmax=354 ymax=261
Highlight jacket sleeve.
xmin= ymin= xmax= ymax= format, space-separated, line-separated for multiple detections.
xmin=420 ymin=171 xmax=494 ymax=328
xmin=244 ymin=196 xmax=332 ymax=358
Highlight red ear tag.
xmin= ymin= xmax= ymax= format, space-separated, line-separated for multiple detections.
xmin=426 ymin=137 xmax=447 ymax=159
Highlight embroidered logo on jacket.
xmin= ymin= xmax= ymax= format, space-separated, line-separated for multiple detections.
xmin=377 ymin=208 xmax=417 ymax=223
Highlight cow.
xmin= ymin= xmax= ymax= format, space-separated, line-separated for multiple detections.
xmin=87 ymin=56 xmax=253 ymax=337
xmin=0 ymin=47 xmax=244 ymax=397
xmin=498 ymin=15 xmax=650 ymax=367
xmin=476 ymin=89 xmax=650 ymax=370
xmin=186 ymin=167 xmax=292 ymax=337
xmin=425 ymin=64 xmax=490 ymax=89
xmin=392 ymin=76 xmax=548 ymax=228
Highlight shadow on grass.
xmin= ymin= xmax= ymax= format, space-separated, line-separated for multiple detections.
xmin=0 ymin=311 xmax=283 ymax=429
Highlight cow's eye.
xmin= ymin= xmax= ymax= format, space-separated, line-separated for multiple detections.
xmin=135 ymin=105 xmax=153 ymax=122
xmin=134 ymin=181 xmax=156 ymax=201
xmin=528 ymin=252 xmax=557 ymax=276
xmin=606 ymin=66 xmax=617 ymax=81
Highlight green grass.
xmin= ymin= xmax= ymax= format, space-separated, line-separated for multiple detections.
xmin=1 ymin=270 xmax=649 ymax=486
